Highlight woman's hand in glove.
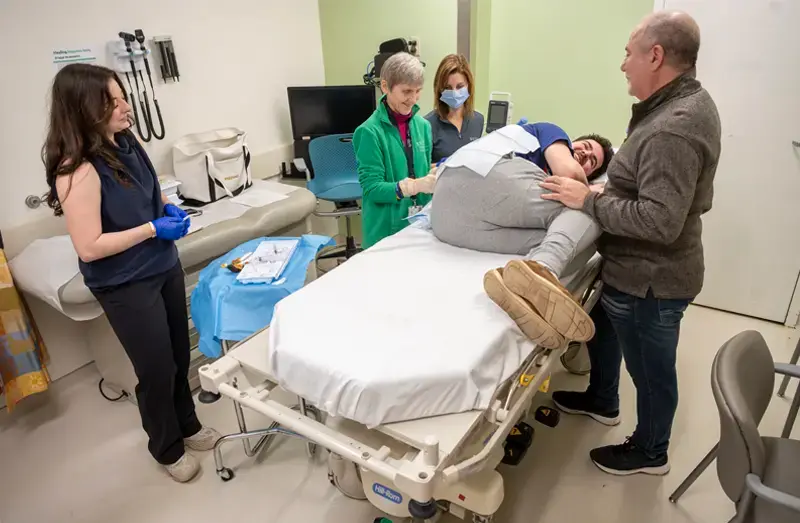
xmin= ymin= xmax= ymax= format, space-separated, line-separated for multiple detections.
xmin=399 ymin=174 xmax=437 ymax=197
xmin=414 ymin=173 xmax=437 ymax=194
xmin=164 ymin=203 xmax=188 ymax=220
xmin=151 ymin=217 xmax=188 ymax=241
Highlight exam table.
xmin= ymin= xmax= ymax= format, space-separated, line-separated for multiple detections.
xmin=5 ymin=180 xmax=317 ymax=399
xmin=199 ymin=225 xmax=603 ymax=522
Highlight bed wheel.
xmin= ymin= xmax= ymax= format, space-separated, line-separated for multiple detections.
xmin=198 ymin=390 xmax=222 ymax=404
xmin=472 ymin=514 xmax=493 ymax=523
xmin=408 ymin=499 xmax=439 ymax=520
xmin=217 ymin=467 xmax=235 ymax=482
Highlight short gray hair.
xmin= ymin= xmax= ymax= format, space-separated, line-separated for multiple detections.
xmin=641 ymin=11 xmax=701 ymax=70
xmin=380 ymin=52 xmax=424 ymax=90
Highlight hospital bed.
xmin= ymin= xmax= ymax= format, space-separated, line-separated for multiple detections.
xmin=199 ymin=225 xmax=603 ymax=522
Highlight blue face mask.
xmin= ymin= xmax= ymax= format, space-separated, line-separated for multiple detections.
xmin=440 ymin=86 xmax=470 ymax=109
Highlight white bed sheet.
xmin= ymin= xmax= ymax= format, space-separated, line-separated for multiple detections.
xmin=268 ymin=226 xmax=537 ymax=428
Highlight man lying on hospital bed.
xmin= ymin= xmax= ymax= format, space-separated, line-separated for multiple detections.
xmin=430 ymin=122 xmax=614 ymax=349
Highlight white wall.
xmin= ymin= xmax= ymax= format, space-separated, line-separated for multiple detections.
xmin=0 ymin=0 xmax=325 ymax=384
xmin=0 ymin=0 xmax=325 ymax=231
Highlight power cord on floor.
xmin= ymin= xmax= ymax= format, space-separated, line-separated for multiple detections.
xmin=328 ymin=466 xmax=367 ymax=500
xmin=98 ymin=378 xmax=128 ymax=402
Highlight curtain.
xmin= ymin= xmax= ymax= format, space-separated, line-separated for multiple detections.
xmin=0 ymin=232 xmax=50 ymax=411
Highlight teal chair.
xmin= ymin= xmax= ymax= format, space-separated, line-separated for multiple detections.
xmin=294 ymin=133 xmax=362 ymax=261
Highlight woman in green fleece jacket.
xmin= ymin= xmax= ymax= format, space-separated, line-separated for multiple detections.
xmin=353 ymin=52 xmax=437 ymax=249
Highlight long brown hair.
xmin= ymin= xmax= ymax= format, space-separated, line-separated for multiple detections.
xmin=42 ymin=63 xmax=130 ymax=216
xmin=433 ymin=54 xmax=476 ymax=119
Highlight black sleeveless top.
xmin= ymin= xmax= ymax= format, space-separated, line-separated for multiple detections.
xmin=79 ymin=132 xmax=178 ymax=289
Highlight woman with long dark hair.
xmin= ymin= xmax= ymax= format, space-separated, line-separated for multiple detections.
xmin=43 ymin=63 xmax=219 ymax=482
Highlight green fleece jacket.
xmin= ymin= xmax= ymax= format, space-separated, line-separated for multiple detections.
xmin=353 ymin=97 xmax=432 ymax=248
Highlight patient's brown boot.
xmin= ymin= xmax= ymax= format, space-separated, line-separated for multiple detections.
xmin=484 ymin=268 xmax=565 ymax=350
xmin=502 ymin=260 xmax=595 ymax=342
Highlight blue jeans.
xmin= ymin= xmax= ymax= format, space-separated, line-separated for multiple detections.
xmin=587 ymin=285 xmax=690 ymax=457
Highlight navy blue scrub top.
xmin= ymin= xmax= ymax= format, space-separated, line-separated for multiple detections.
xmin=516 ymin=122 xmax=573 ymax=174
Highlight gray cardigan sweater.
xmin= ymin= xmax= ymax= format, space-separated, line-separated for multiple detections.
xmin=583 ymin=72 xmax=722 ymax=299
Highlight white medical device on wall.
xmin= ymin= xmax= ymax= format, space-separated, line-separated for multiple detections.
xmin=486 ymin=91 xmax=513 ymax=134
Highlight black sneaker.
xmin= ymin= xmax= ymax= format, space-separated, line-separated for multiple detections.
xmin=590 ymin=439 xmax=670 ymax=476
xmin=551 ymin=390 xmax=621 ymax=426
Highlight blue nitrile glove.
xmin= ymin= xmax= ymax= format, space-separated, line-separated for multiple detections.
xmin=164 ymin=203 xmax=188 ymax=220
xmin=151 ymin=217 xmax=186 ymax=241
xmin=517 ymin=117 xmax=528 ymax=125
xmin=181 ymin=217 xmax=191 ymax=237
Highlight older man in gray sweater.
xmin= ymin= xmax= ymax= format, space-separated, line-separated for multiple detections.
xmin=541 ymin=11 xmax=721 ymax=475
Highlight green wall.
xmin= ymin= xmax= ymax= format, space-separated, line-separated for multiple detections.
xmin=318 ymin=0 xmax=653 ymax=146
xmin=475 ymin=0 xmax=653 ymax=145
xmin=318 ymin=0 xmax=458 ymax=114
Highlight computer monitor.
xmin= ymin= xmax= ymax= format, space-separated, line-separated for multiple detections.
xmin=287 ymin=85 xmax=376 ymax=140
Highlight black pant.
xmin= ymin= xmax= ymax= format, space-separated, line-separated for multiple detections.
xmin=92 ymin=262 xmax=201 ymax=465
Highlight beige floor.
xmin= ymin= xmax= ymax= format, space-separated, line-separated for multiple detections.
xmin=0 ymin=305 xmax=797 ymax=523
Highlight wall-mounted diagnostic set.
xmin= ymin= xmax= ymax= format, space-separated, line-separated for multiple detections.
xmin=107 ymin=30 xmax=180 ymax=142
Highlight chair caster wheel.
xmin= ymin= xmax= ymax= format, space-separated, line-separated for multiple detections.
xmin=199 ymin=390 xmax=222 ymax=404
xmin=472 ymin=514 xmax=493 ymax=523
xmin=217 ymin=467 xmax=235 ymax=482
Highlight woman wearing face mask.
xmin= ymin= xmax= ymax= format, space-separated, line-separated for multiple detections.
xmin=354 ymin=52 xmax=436 ymax=249
xmin=425 ymin=54 xmax=484 ymax=164
xmin=43 ymin=64 xmax=220 ymax=482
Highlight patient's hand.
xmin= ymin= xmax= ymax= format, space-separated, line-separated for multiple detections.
xmin=590 ymin=182 xmax=606 ymax=194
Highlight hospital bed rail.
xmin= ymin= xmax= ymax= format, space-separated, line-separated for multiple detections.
xmin=443 ymin=347 xmax=558 ymax=484
xmin=200 ymin=327 xmax=567 ymax=519
xmin=445 ymin=257 xmax=603 ymax=481
xmin=202 ymin=362 xmax=441 ymax=502
xmin=201 ymin=320 xmax=566 ymax=501
xmin=200 ymin=338 xmax=564 ymax=517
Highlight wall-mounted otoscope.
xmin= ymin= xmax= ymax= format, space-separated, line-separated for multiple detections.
xmin=134 ymin=29 xmax=165 ymax=140
xmin=118 ymin=31 xmax=151 ymax=142
xmin=115 ymin=30 xmax=166 ymax=141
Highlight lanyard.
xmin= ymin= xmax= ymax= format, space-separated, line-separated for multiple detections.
xmin=401 ymin=128 xmax=416 ymax=180
xmin=384 ymin=99 xmax=417 ymax=205
xmin=384 ymin=99 xmax=416 ymax=180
